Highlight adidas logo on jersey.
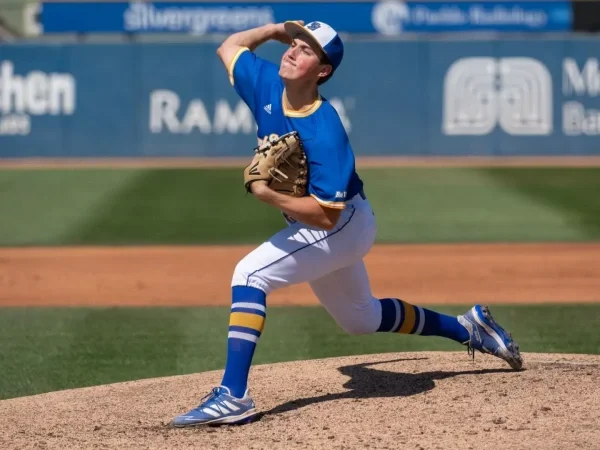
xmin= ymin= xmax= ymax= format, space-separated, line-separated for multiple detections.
xmin=263 ymin=104 xmax=272 ymax=114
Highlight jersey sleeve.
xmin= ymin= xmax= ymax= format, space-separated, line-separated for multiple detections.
xmin=228 ymin=47 xmax=278 ymax=116
xmin=307 ymin=128 xmax=355 ymax=210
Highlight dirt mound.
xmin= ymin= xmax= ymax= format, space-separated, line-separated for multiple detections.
xmin=1 ymin=352 xmax=599 ymax=450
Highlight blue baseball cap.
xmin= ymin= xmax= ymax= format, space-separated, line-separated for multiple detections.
xmin=284 ymin=21 xmax=344 ymax=73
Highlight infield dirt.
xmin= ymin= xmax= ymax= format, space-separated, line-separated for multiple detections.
xmin=1 ymin=243 xmax=598 ymax=307
xmin=1 ymin=352 xmax=599 ymax=450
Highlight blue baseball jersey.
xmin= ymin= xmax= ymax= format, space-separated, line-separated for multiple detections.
xmin=228 ymin=47 xmax=363 ymax=209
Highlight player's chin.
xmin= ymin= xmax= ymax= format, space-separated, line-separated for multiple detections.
xmin=279 ymin=67 xmax=294 ymax=80
xmin=280 ymin=65 xmax=302 ymax=80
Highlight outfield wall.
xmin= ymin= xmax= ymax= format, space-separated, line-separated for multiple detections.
xmin=0 ymin=37 xmax=599 ymax=158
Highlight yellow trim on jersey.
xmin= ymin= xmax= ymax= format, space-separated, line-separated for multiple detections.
xmin=282 ymin=90 xmax=323 ymax=117
xmin=228 ymin=46 xmax=250 ymax=86
xmin=229 ymin=312 xmax=265 ymax=333
xmin=311 ymin=194 xmax=346 ymax=210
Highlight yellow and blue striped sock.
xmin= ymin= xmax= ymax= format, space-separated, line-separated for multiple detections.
xmin=221 ymin=286 xmax=266 ymax=398
xmin=377 ymin=298 xmax=469 ymax=343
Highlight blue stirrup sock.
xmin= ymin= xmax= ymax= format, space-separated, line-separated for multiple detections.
xmin=220 ymin=286 xmax=267 ymax=398
xmin=377 ymin=298 xmax=469 ymax=343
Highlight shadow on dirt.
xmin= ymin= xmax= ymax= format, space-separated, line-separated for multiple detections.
xmin=261 ymin=357 xmax=518 ymax=419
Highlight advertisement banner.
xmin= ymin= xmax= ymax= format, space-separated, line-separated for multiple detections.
xmin=427 ymin=40 xmax=600 ymax=156
xmin=40 ymin=1 xmax=572 ymax=35
xmin=371 ymin=1 xmax=572 ymax=35
xmin=1 ymin=38 xmax=599 ymax=158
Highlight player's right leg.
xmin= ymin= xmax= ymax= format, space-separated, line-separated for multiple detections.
xmin=309 ymin=261 xmax=523 ymax=370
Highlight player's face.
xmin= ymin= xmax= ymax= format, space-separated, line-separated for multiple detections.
xmin=280 ymin=36 xmax=331 ymax=84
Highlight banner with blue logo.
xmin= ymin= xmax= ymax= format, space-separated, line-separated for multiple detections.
xmin=1 ymin=37 xmax=599 ymax=158
xmin=40 ymin=1 xmax=572 ymax=35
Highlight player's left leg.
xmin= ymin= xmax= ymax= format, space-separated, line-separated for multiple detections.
xmin=309 ymin=260 xmax=523 ymax=370
xmin=309 ymin=259 xmax=470 ymax=342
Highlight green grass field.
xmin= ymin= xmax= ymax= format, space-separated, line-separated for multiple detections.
xmin=1 ymin=167 xmax=599 ymax=245
xmin=0 ymin=304 xmax=599 ymax=400
xmin=1 ymin=166 xmax=598 ymax=401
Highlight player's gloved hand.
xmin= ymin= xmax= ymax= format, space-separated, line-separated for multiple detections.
xmin=243 ymin=131 xmax=308 ymax=197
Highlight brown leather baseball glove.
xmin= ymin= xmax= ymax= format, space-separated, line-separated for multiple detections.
xmin=243 ymin=131 xmax=308 ymax=197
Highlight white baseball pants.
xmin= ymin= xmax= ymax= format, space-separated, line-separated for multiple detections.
xmin=231 ymin=193 xmax=382 ymax=335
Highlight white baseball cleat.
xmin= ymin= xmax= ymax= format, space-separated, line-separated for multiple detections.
xmin=458 ymin=305 xmax=523 ymax=370
xmin=172 ymin=386 xmax=257 ymax=427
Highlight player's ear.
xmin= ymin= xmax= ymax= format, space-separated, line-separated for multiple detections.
xmin=318 ymin=64 xmax=332 ymax=80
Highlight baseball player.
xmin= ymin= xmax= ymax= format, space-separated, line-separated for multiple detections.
xmin=172 ymin=20 xmax=522 ymax=427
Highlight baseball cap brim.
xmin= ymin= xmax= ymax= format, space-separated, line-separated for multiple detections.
xmin=283 ymin=21 xmax=330 ymax=63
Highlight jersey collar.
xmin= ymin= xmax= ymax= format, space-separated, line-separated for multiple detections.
xmin=282 ymin=90 xmax=322 ymax=118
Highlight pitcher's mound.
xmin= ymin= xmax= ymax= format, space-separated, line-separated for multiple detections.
xmin=1 ymin=352 xmax=599 ymax=450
